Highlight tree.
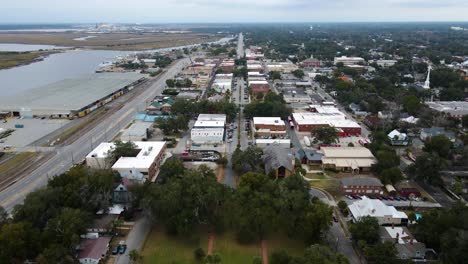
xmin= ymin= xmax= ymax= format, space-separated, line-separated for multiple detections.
xmin=349 ymin=216 xmax=380 ymax=244
xmin=408 ymin=152 xmax=444 ymax=186
xmin=36 ymin=244 xmax=76 ymax=264
xmin=379 ymin=167 xmax=403 ymax=185
xmin=312 ymin=126 xmax=339 ymax=144
xmin=292 ymin=69 xmax=305 ymax=79
xmin=166 ymin=79 xmax=175 ymax=88
xmin=107 ymin=141 xmax=138 ymax=166
xmin=298 ymin=244 xmax=349 ymax=264
xmin=205 ymin=253 xmax=221 ymax=264
xmin=231 ymin=146 xmax=264 ymax=174
xmin=0 ymin=206 xmax=7 ymax=226
xmin=157 ymin=157 xmax=186 ymax=184
xmin=270 ymin=250 xmax=292 ymax=264
xmin=269 ymin=71 xmax=282 ymax=80
xmin=402 ymin=95 xmax=421 ymax=115
xmin=44 ymin=208 xmax=91 ymax=249
xmin=232 ymin=173 xmax=279 ymax=243
xmin=0 ymin=222 xmax=41 ymax=263
xmin=363 ymin=241 xmax=398 ymax=264
xmin=129 ymin=249 xmax=142 ymax=263
xmin=337 ymin=200 xmax=348 ymax=212
xmin=462 ymin=115 xmax=468 ymax=129
xmin=423 ymin=135 xmax=452 ymax=159
xmin=194 ymin=247 xmax=206 ymax=261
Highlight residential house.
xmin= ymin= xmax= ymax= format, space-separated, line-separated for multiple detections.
xmin=380 ymin=226 xmax=426 ymax=261
xmin=388 ymin=129 xmax=410 ymax=146
xmin=420 ymin=127 xmax=456 ymax=142
xmin=348 ymin=196 xmax=408 ymax=225
xmin=78 ymin=237 xmax=111 ymax=264
xmin=296 ymin=148 xmax=323 ymax=165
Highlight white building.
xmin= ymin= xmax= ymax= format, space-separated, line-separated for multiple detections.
xmin=213 ymin=73 xmax=233 ymax=93
xmin=86 ymin=141 xmax=166 ymax=182
xmin=255 ymin=139 xmax=291 ymax=148
xmin=333 ymin=56 xmax=365 ymax=66
xmin=348 ymin=196 xmax=408 ymax=225
xmin=191 ymin=114 xmax=227 ymax=144
xmin=376 ymin=59 xmax=397 ymax=67
xmin=266 ymin=62 xmax=298 ymax=73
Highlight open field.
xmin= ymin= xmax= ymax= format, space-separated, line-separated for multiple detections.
xmin=0 ymin=33 xmax=218 ymax=50
xmin=0 ymin=51 xmax=54 ymax=69
xmin=141 ymin=226 xmax=306 ymax=264
xmin=141 ymin=226 xmax=208 ymax=264
xmin=309 ymin=179 xmax=341 ymax=197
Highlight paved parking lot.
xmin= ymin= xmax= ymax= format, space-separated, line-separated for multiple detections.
xmin=0 ymin=118 xmax=69 ymax=148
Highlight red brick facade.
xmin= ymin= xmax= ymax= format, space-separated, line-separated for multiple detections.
xmin=341 ymin=185 xmax=383 ymax=195
xmin=250 ymin=83 xmax=270 ymax=93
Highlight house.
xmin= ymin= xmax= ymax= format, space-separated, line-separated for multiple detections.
xmin=348 ymin=103 xmax=368 ymax=116
xmin=420 ymin=127 xmax=456 ymax=142
xmin=388 ymin=129 xmax=410 ymax=146
xmin=249 ymin=80 xmax=270 ymax=94
xmin=87 ymin=214 xmax=118 ymax=234
xmin=86 ymin=141 xmax=167 ymax=182
xmin=295 ymin=148 xmax=323 ymax=165
xmin=321 ymin=147 xmax=377 ymax=173
xmin=113 ymin=182 xmax=130 ymax=204
xmin=364 ymin=115 xmax=383 ymax=129
xmin=340 ymin=177 xmax=383 ymax=195
xmin=348 ymin=196 xmax=408 ymax=225
xmin=78 ymin=237 xmax=111 ymax=264
xmin=380 ymin=226 xmax=426 ymax=260
xmin=262 ymin=146 xmax=295 ymax=178
xmin=147 ymin=97 xmax=175 ymax=113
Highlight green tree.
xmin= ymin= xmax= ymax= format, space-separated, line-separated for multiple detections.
xmin=205 ymin=253 xmax=221 ymax=264
xmin=157 ymin=157 xmax=186 ymax=184
xmin=232 ymin=173 xmax=279 ymax=243
xmin=231 ymin=146 xmax=264 ymax=174
xmin=129 ymin=249 xmax=142 ymax=263
xmin=337 ymin=200 xmax=348 ymax=212
xmin=269 ymin=71 xmax=282 ymax=80
xmin=462 ymin=115 xmax=468 ymax=129
xmin=166 ymin=79 xmax=175 ymax=87
xmin=44 ymin=208 xmax=91 ymax=249
xmin=349 ymin=216 xmax=380 ymax=244
xmin=312 ymin=126 xmax=339 ymax=144
xmin=0 ymin=222 xmax=41 ymax=263
xmin=297 ymin=244 xmax=349 ymax=264
xmin=402 ymin=95 xmax=421 ymax=115
xmin=292 ymin=69 xmax=305 ymax=79
xmin=0 ymin=206 xmax=7 ymax=226
xmin=363 ymin=241 xmax=398 ymax=264
xmin=36 ymin=244 xmax=76 ymax=264
xmin=270 ymin=250 xmax=292 ymax=264
xmin=107 ymin=141 xmax=138 ymax=166
xmin=423 ymin=135 xmax=452 ymax=159
xmin=408 ymin=152 xmax=444 ymax=186
xmin=379 ymin=167 xmax=403 ymax=185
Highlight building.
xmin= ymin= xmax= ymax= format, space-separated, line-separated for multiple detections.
xmin=283 ymin=93 xmax=313 ymax=104
xmin=426 ymin=101 xmax=468 ymax=117
xmin=249 ymin=80 xmax=270 ymax=94
xmin=86 ymin=141 xmax=166 ymax=182
xmin=398 ymin=188 xmax=422 ymax=198
xmin=213 ymin=73 xmax=233 ymax=93
xmin=219 ymin=59 xmax=235 ymax=73
xmin=341 ymin=177 xmax=383 ymax=195
xmin=78 ymin=237 xmax=111 ymax=264
xmin=262 ymin=146 xmax=295 ymax=178
xmin=266 ymin=62 xmax=298 ymax=73
xmin=120 ymin=122 xmax=152 ymax=142
xmin=255 ymin=139 xmax=291 ymax=148
xmin=376 ymin=59 xmax=397 ymax=67
xmin=147 ymin=97 xmax=175 ymax=113
xmin=0 ymin=72 xmax=146 ymax=119
xmin=191 ymin=114 xmax=226 ymax=145
xmin=380 ymin=226 xmax=426 ymax=260
xmin=300 ymin=57 xmax=322 ymax=68
xmin=388 ymin=129 xmax=410 ymax=146
xmin=291 ymin=106 xmax=361 ymax=135
xmin=348 ymin=196 xmax=408 ymax=225
xmin=321 ymin=147 xmax=377 ymax=173
xmin=252 ymin=117 xmax=286 ymax=137
xmin=333 ymin=56 xmax=365 ymax=66
xmin=295 ymin=148 xmax=323 ymax=165
xmin=420 ymin=127 xmax=456 ymax=142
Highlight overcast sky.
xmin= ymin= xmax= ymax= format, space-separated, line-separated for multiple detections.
xmin=2 ymin=0 xmax=468 ymax=23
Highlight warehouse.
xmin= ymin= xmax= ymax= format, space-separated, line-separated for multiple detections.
xmin=292 ymin=112 xmax=361 ymax=135
xmin=321 ymin=147 xmax=376 ymax=173
xmin=0 ymin=72 xmax=146 ymax=119
xmin=191 ymin=114 xmax=227 ymax=144
xmin=252 ymin=117 xmax=287 ymax=137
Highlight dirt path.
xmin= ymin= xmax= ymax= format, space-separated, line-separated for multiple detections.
xmin=207 ymin=231 xmax=215 ymax=255
xmin=261 ymin=240 xmax=268 ymax=264
xmin=217 ymin=166 xmax=225 ymax=183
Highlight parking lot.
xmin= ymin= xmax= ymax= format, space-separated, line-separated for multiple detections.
xmin=0 ymin=117 xmax=70 ymax=148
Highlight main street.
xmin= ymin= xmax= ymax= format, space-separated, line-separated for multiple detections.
xmin=0 ymin=58 xmax=191 ymax=212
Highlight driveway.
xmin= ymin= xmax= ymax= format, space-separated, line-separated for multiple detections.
xmin=114 ymin=215 xmax=151 ymax=264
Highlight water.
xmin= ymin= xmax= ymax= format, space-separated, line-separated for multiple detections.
xmin=0 ymin=36 xmax=234 ymax=97
xmin=0 ymin=43 xmax=68 ymax=51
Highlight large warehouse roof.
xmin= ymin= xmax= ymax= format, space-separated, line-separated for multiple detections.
xmin=0 ymin=72 xmax=145 ymax=115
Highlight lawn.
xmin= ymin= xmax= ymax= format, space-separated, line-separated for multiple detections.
xmin=309 ymin=179 xmax=341 ymax=197
xmin=142 ymin=226 xmax=208 ymax=264
xmin=304 ymin=173 xmax=327 ymax=180
xmin=211 ymin=232 xmax=261 ymax=264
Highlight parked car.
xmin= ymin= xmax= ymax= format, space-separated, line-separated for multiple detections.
xmin=400 ymin=196 xmax=407 ymax=201
xmin=118 ymin=244 xmax=127 ymax=254
xmin=388 ymin=196 xmax=395 ymax=201
xmin=368 ymin=195 xmax=376 ymax=199
xmin=381 ymin=196 xmax=388 ymax=200
xmin=395 ymin=197 xmax=401 ymax=201
xmin=345 ymin=195 xmax=353 ymax=200
xmin=376 ymin=195 xmax=383 ymax=200
xmin=112 ymin=246 xmax=119 ymax=255
xmin=351 ymin=195 xmax=361 ymax=199
xmin=333 ymin=215 xmax=338 ymax=223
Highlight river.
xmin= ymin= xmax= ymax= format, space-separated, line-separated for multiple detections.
xmin=0 ymin=37 xmax=233 ymax=97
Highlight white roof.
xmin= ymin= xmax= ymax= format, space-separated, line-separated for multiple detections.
xmin=348 ymin=196 xmax=408 ymax=220
xmin=255 ymin=139 xmax=291 ymax=144
xmin=87 ymin=141 xmax=166 ymax=170
xmin=249 ymin=80 xmax=269 ymax=85
xmin=292 ymin=112 xmax=360 ymax=128
xmin=322 ymin=147 xmax=375 ymax=158
xmin=197 ymin=114 xmax=226 ymax=122
xmin=248 ymin=72 xmax=263 ymax=76
xmin=194 ymin=120 xmax=225 ymax=128
xmin=253 ymin=117 xmax=284 ymax=126
xmin=388 ymin=129 xmax=407 ymax=140
xmin=383 ymin=227 xmax=418 ymax=244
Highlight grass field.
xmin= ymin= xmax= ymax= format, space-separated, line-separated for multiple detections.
xmin=304 ymin=173 xmax=327 ymax=180
xmin=142 ymin=226 xmax=208 ymax=264
xmin=142 ymin=227 xmax=306 ymax=264
xmin=0 ymin=51 xmax=51 ymax=69
xmin=309 ymin=179 xmax=341 ymax=197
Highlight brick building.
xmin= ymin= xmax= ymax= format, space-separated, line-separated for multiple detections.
xmin=341 ymin=177 xmax=384 ymax=195
xmin=252 ymin=117 xmax=286 ymax=137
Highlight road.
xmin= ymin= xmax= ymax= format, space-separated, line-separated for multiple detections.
xmin=237 ymin=33 xmax=244 ymax=58
xmin=114 ymin=215 xmax=151 ymax=264
xmin=0 ymin=58 xmax=191 ymax=212
xmin=309 ymin=187 xmax=361 ymax=264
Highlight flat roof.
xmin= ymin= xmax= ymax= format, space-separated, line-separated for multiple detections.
xmin=349 ymin=197 xmax=407 ymax=220
xmin=0 ymin=72 xmax=145 ymax=114
xmin=197 ymin=114 xmax=226 ymax=122
xmin=253 ymin=117 xmax=284 ymax=126
xmin=322 ymin=147 xmax=375 ymax=158
xmin=194 ymin=120 xmax=225 ymax=128
xmin=87 ymin=141 xmax=166 ymax=170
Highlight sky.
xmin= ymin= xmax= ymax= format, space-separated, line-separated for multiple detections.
xmin=2 ymin=0 xmax=468 ymax=23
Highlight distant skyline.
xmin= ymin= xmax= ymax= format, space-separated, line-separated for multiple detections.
xmin=2 ymin=0 xmax=468 ymax=23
